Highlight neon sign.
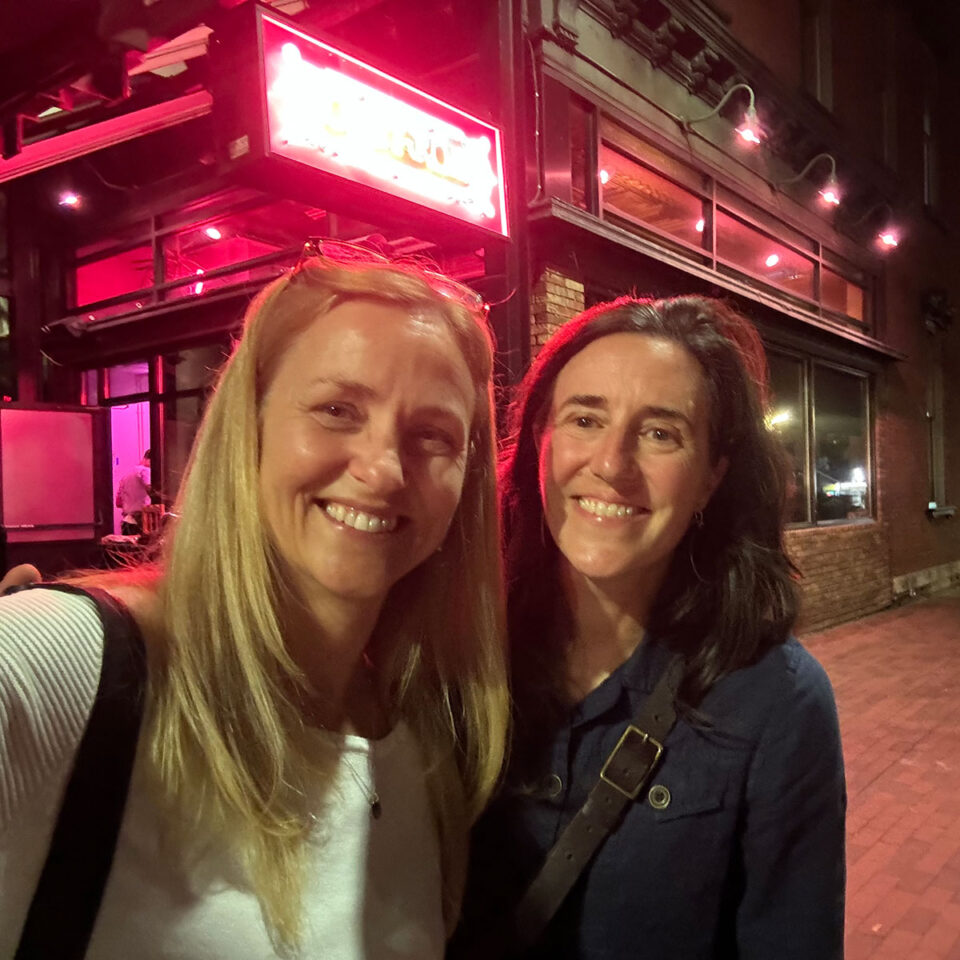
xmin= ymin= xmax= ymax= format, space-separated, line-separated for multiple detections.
xmin=252 ymin=13 xmax=508 ymax=237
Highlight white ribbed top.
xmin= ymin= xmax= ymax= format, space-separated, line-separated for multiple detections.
xmin=0 ymin=588 xmax=444 ymax=960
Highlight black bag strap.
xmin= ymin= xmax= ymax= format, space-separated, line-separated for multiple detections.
xmin=512 ymin=652 xmax=685 ymax=950
xmin=13 ymin=583 xmax=148 ymax=960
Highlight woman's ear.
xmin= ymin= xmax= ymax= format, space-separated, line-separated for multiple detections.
xmin=700 ymin=455 xmax=729 ymax=510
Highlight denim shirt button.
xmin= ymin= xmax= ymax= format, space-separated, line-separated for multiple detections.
xmin=647 ymin=784 xmax=671 ymax=810
xmin=545 ymin=773 xmax=563 ymax=799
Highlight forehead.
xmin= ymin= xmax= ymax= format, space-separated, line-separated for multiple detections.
xmin=271 ymin=298 xmax=475 ymax=405
xmin=551 ymin=333 xmax=710 ymax=412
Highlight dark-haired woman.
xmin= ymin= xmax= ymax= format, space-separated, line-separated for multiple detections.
xmin=451 ymin=296 xmax=845 ymax=959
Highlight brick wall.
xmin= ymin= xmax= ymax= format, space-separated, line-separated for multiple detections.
xmin=530 ymin=265 xmax=584 ymax=353
xmin=787 ymin=523 xmax=892 ymax=633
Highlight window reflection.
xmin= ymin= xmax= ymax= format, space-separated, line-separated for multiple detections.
xmin=599 ymin=144 xmax=705 ymax=248
xmin=767 ymin=352 xmax=807 ymax=523
xmin=716 ymin=211 xmax=815 ymax=300
xmin=814 ymin=365 xmax=869 ymax=521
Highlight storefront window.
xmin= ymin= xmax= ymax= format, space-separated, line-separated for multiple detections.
xmin=599 ymin=144 xmax=705 ymax=249
xmin=162 ymin=342 xmax=232 ymax=393
xmin=75 ymin=244 xmax=154 ymax=307
xmin=715 ymin=211 xmax=815 ymax=301
xmin=813 ymin=364 xmax=869 ymax=521
xmin=767 ymin=352 xmax=807 ymax=523
xmin=821 ymin=266 xmax=865 ymax=322
xmin=106 ymin=361 xmax=150 ymax=398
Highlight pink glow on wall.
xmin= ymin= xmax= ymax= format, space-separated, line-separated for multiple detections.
xmin=259 ymin=14 xmax=508 ymax=236
xmin=75 ymin=244 xmax=153 ymax=306
xmin=1 ymin=408 xmax=95 ymax=542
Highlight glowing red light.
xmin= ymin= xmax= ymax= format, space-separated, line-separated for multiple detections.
xmin=58 ymin=191 xmax=81 ymax=208
xmin=820 ymin=188 xmax=841 ymax=206
xmin=878 ymin=231 xmax=899 ymax=248
xmin=599 ymin=169 xmax=610 ymax=185
xmin=258 ymin=16 xmax=507 ymax=236
xmin=764 ymin=253 xmax=780 ymax=268
xmin=204 ymin=226 xmax=222 ymax=240
xmin=695 ymin=217 xmax=705 ymax=233
xmin=737 ymin=127 xmax=762 ymax=145
xmin=735 ymin=105 xmax=762 ymax=146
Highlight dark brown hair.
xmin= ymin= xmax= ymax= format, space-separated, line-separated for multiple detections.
xmin=500 ymin=295 xmax=798 ymax=737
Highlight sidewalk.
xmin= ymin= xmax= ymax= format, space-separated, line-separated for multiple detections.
xmin=803 ymin=588 xmax=960 ymax=960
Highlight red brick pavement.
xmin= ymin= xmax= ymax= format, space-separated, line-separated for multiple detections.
xmin=803 ymin=589 xmax=960 ymax=960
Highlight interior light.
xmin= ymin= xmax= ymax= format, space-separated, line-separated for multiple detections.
xmin=767 ymin=410 xmax=791 ymax=428
xmin=599 ymin=169 xmax=610 ymax=185
xmin=58 ymin=191 xmax=81 ymax=208
xmin=204 ymin=226 xmax=222 ymax=240
xmin=194 ymin=268 xmax=205 ymax=295
xmin=695 ymin=217 xmax=705 ymax=233
xmin=681 ymin=82 xmax=763 ymax=147
xmin=764 ymin=253 xmax=780 ymax=268
xmin=851 ymin=467 xmax=866 ymax=484
xmin=878 ymin=230 xmax=899 ymax=248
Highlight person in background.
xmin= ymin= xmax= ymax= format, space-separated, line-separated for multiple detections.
xmin=0 ymin=246 xmax=509 ymax=959
xmin=451 ymin=295 xmax=845 ymax=959
xmin=115 ymin=449 xmax=154 ymax=535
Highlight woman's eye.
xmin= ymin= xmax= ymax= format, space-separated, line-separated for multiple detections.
xmin=316 ymin=402 xmax=360 ymax=426
xmin=573 ymin=415 xmax=598 ymax=429
xmin=643 ymin=426 xmax=681 ymax=447
xmin=409 ymin=428 xmax=458 ymax=456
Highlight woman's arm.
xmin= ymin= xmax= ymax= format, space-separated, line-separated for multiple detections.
xmin=736 ymin=642 xmax=846 ymax=958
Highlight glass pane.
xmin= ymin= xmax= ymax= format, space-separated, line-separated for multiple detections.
xmin=821 ymin=267 xmax=864 ymax=321
xmin=814 ymin=365 xmax=869 ymax=522
xmin=106 ymin=362 xmax=150 ymax=398
xmin=81 ymin=369 xmax=99 ymax=405
xmin=767 ymin=352 xmax=807 ymax=523
xmin=715 ymin=211 xmax=815 ymax=301
xmin=162 ymin=341 xmax=231 ymax=393
xmin=163 ymin=394 xmax=207 ymax=504
xmin=75 ymin=244 xmax=154 ymax=307
xmin=600 ymin=144 xmax=705 ymax=247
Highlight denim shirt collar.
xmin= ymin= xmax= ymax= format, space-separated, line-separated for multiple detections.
xmin=570 ymin=634 xmax=673 ymax=727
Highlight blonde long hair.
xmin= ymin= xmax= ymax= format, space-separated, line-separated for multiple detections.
xmin=127 ymin=258 xmax=507 ymax=945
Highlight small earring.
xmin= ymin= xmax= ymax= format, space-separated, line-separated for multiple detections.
xmin=694 ymin=510 xmax=705 ymax=529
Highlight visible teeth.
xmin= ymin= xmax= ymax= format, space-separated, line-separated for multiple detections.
xmin=324 ymin=502 xmax=397 ymax=532
xmin=578 ymin=497 xmax=636 ymax=518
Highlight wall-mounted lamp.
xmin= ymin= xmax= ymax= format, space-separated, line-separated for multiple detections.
xmin=851 ymin=201 xmax=901 ymax=251
xmin=778 ymin=153 xmax=841 ymax=206
xmin=682 ymin=83 xmax=762 ymax=146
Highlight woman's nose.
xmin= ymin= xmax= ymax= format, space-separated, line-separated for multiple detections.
xmin=590 ymin=427 xmax=638 ymax=484
xmin=349 ymin=433 xmax=405 ymax=494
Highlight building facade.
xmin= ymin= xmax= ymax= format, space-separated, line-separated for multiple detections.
xmin=521 ymin=0 xmax=960 ymax=629
xmin=0 ymin=0 xmax=958 ymax=629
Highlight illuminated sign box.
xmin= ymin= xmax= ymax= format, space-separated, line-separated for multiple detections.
xmin=212 ymin=6 xmax=508 ymax=238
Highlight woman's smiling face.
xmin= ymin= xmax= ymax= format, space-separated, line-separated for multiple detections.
xmin=258 ymin=298 xmax=475 ymax=612
xmin=538 ymin=332 xmax=726 ymax=594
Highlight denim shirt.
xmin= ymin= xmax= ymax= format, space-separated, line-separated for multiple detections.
xmin=451 ymin=636 xmax=846 ymax=959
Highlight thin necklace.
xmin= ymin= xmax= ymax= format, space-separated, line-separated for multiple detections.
xmin=341 ymin=750 xmax=382 ymax=819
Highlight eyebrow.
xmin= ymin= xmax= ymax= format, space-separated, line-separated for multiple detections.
xmin=558 ymin=395 xmax=695 ymax=431
xmin=309 ymin=377 xmax=379 ymax=400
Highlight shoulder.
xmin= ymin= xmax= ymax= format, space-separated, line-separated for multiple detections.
xmin=701 ymin=637 xmax=839 ymax=743
xmin=0 ymin=588 xmax=105 ymax=831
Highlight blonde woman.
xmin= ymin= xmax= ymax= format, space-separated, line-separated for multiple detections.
xmin=0 ymin=248 xmax=509 ymax=958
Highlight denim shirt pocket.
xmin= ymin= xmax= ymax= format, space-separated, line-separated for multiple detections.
xmin=646 ymin=761 xmax=731 ymax=822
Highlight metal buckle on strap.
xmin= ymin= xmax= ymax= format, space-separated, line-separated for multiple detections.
xmin=599 ymin=725 xmax=664 ymax=800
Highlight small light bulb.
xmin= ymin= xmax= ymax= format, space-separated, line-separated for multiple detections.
xmin=58 ymin=191 xmax=81 ymax=208
xmin=764 ymin=253 xmax=780 ymax=268
xmin=204 ymin=226 xmax=222 ymax=240
xmin=695 ymin=217 xmax=705 ymax=233
xmin=599 ymin=169 xmax=610 ymax=185
xmin=878 ymin=231 xmax=899 ymax=248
